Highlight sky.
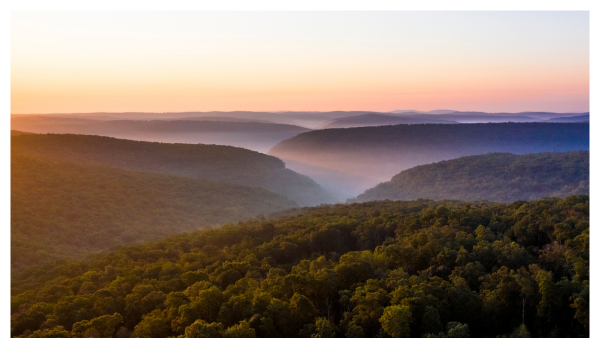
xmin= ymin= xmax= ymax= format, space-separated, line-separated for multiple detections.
xmin=11 ymin=11 xmax=589 ymax=114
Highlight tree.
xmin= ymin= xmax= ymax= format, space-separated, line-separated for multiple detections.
xmin=445 ymin=322 xmax=470 ymax=338
xmin=345 ymin=323 xmax=365 ymax=338
xmin=379 ymin=305 xmax=412 ymax=338
xmin=312 ymin=317 xmax=336 ymax=338
xmin=71 ymin=313 xmax=123 ymax=338
xmin=424 ymin=322 xmax=470 ymax=338
xmin=185 ymin=319 xmax=224 ymax=338
xmin=25 ymin=326 xmax=71 ymax=338
xmin=421 ymin=306 xmax=443 ymax=335
xmin=133 ymin=310 xmax=170 ymax=338
xmin=223 ymin=320 xmax=256 ymax=338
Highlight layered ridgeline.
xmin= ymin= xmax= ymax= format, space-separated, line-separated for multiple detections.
xmin=318 ymin=111 xmax=590 ymax=129
xmin=11 ymin=116 xmax=311 ymax=153
xmin=12 ymin=133 xmax=334 ymax=206
xmin=352 ymin=152 xmax=589 ymax=203
xmin=317 ymin=113 xmax=457 ymax=129
xmin=12 ymin=197 xmax=589 ymax=338
xmin=268 ymin=123 xmax=589 ymax=199
xmin=11 ymin=150 xmax=297 ymax=272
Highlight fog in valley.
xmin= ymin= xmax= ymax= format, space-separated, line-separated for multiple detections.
xmin=268 ymin=122 xmax=590 ymax=200
xmin=12 ymin=111 xmax=590 ymax=201
xmin=11 ymin=116 xmax=311 ymax=153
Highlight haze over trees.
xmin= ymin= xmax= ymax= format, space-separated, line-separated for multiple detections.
xmin=11 ymin=197 xmax=589 ymax=338
xmin=12 ymin=111 xmax=588 ymax=154
xmin=352 ymin=151 xmax=589 ymax=203
xmin=11 ymin=146 xmax=299 ymax=273
xmin=10 ymin=116 xmax=312 ymax=153
xmin=268 ymin=123 xmax=589 ymax=199
xmin=10 ymin=112 xmax=590 ymax=338
xmin=12 ymin=133 xmax=335 ymax=207
xmin=546 ymin=114 xmax=589 ymax=123
xmin=317 ymin=113 xmax=457 ymax=129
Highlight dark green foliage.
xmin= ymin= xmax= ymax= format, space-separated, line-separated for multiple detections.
xmin=11 ymin=133 xmax=334 ymax=206
xmin=11 ymin=150 xmax=297 ymax=273
xmin=12 ymin=197 xmax=589 ymax=337
xmin=353 ymin=152 xmax=589 ymax=203
xmin=271 ymin=123 xmax=589 ymax=155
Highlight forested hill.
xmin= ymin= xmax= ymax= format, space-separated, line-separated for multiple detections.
xmin=12 ymin=197 xmax=589 ymax=338
xmin=10 ymin=117 xmax=312 ymax=153
xmin=352 ymin=151 xmax=589 ymax=203
xmin=11 ymin=133 xmax=335 ymax=206
xmin=547 ymin=114 xmax=589 ymax=123
xmin=268 ymin=123 xmax=589 ymax=199
xmin=318 ymin=113 xmax=456 ymax=129
xmin=11 ymin=150 xmax=297 ymax=273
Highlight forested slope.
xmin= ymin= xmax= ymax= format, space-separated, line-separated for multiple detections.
xmin=12 ymin=197 xmax=589 ymax=338
xmin=268 ymin=123 xmax=589 ymax=198
xmin=12 ymin=133 xmax=334 ymax=206
xmin=353 ymin=151 xmax=589 ymax=203
xmin=11 ymin=151 xmax=297 ymax=273
xmin=10 ymin=117 xmax=311 ymax=153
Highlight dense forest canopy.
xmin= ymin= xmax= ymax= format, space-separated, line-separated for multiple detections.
xmin=11 ymin=149 xmax=297 ymax=274
xmin=11 ymin=133 xmax=334 ymax=206
xmin=12 ymin=197 xmax=589 ymax=338
xmin=352 ymin=151 xmax=589 ymax=203
xmin=268 ymin=123 xmax=589 ymax=199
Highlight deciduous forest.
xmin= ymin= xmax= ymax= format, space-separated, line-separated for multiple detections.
xmin=352 ymin=152 xmax=589 ymax=203
xmin=12 ymin=150 xmax=296 ymax=273
xmin=12 ymin=133 xmax=334 ymax=206
xmin=12 ymin=197 xmax=589 ymax=338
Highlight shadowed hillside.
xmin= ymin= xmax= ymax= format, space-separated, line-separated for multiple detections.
xmin=547 ymin=114 xmax=589 ymax=123
xmin=12 ymin=133 xmax=335 ymax=206
xmin=268 ymin=123 xmax=589 ymax=199
xmin=352 ymin=151 xmax=589 ymax=203
xmin=11 ymin=151 xmax=297 ymax=272
xmin=395 ymin=112 xmax=542 ymax=123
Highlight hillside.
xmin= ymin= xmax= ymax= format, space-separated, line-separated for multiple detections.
xmin=268 ymin=123 xmax=589 ymax=198
xmin=318 ymin=113 xmax=456 ymax=129
xmin=547 ymin=114 xmax=589 ymax=123
xmin=512 ymin=111 xmax=587 ymax=119
xmin=352 ymin=152 xmax=589 ymax=203
xmin=11 ymin=151 xmax=297 ymax=272
xmin=10 ymin=117 xmax=311 ymax=153
xmin=11 ymin=197 xmax=589 ymax=338
xmin=398 ymin=112 xmax=541 ymax=123
xmin=175 ymin=116 xmax=272 ymax=123
xmin=12 ymin=133 xmax=335 ymax=206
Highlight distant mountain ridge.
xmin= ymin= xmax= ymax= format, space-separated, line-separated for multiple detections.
xmin=351 ymin=151 xmax=589 ymax=203
xmin=12 ymin=133 xmax=335 ymax=207
xmin=318 ymin=113 xmax=457 ymax=129
xmin=11 ymin=116 xmax=311 ymax=153
xmin=12 ymin=110 xmax=586 ymax=130
xmin=546 ymin=114 xmax=589 ymax=123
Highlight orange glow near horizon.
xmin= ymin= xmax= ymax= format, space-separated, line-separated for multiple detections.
xmin=11 ymin=12 xmax=589 ymax=114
